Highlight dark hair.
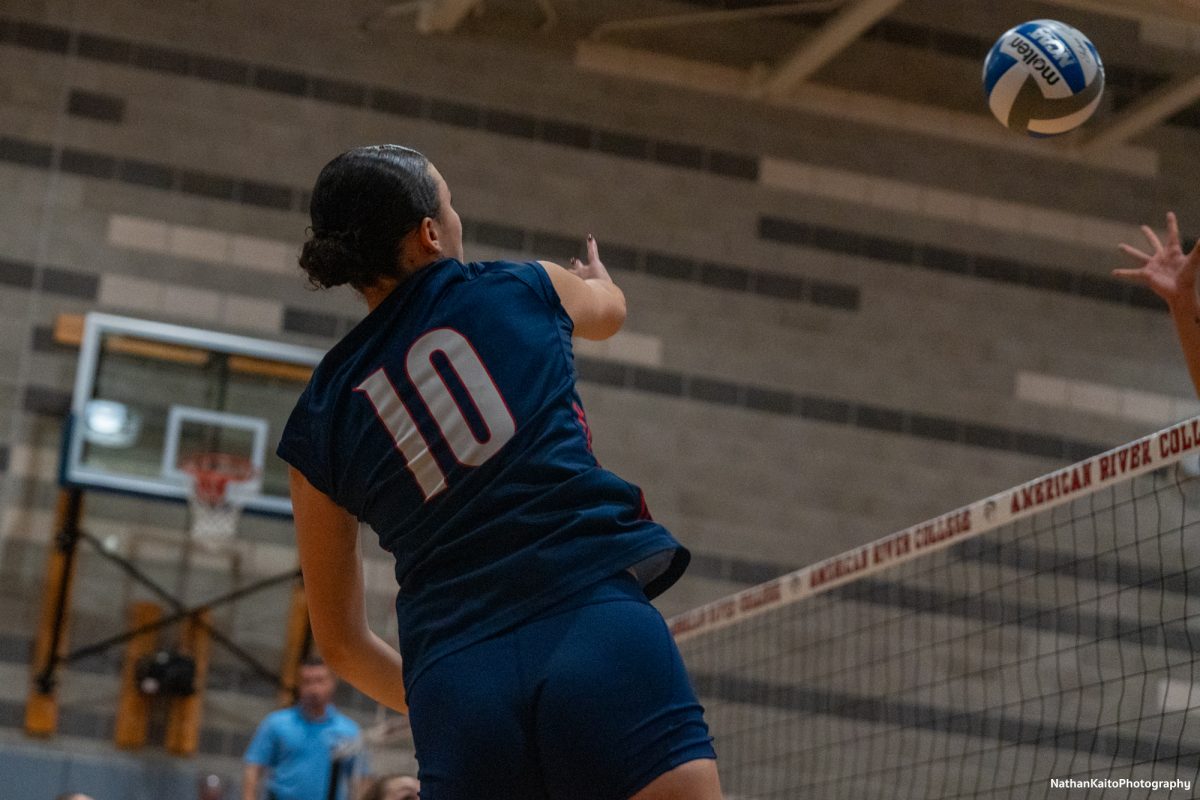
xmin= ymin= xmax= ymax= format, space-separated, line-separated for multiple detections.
xmin=300 ymin=655 xmax=328 ymax=669
xmin=299 ymin=145 xmax=439 ymax=290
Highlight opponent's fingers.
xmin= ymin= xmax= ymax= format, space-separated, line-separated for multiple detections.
xmin=1167 ymin=211 xmax=1181 ymax=248
xmin=1141 ymin=224 xmax=1164 ymax=253
xmin=585 ymin=233 xmax=599 ymax=264
xmin=1111 ymin=267 xmax=1151 ymax=286
xmin=1118 ymin=243 xmax=1152 ymax=263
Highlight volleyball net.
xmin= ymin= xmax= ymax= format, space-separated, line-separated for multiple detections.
xmin=671 ymin=417 xmax=1200 ymax=799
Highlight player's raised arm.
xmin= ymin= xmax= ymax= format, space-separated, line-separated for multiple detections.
xmin=540 ymin=234 xmax=626 ymax=340
xmin=1113 ymin=212 xmax=1200 ymax=397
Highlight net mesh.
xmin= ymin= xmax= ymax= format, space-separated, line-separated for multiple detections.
xmin=672 ymin=419 xmax=1200 ymax=799
xmin=180 ymin=453 xmax=259 ymax=542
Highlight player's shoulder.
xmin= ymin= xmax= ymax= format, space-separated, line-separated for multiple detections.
xmin=462 ymin=258 xmax=544 ymax=281
xmin=461 ymin=259 xmax=555 ymax=303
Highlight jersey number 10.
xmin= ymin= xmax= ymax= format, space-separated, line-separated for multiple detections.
xmin=355 ymin=328 xmax=516 ymax=500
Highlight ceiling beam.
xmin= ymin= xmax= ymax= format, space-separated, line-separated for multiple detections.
xmin=576 ymin=40 xmax=756 ymax=96
xmin=1040 ymin=0 xmax=1200 ymax=25
xmin=1083 ymin=73 xmax=1200 ymax=152
xmin=574 ymin=40 xmax=1159 ymax=177
xmin=590 ymin=1 xmax=844 ymax=39
xmin=415 ymin=0 xmax=484 ymax=34
xmin=761 ymin=0 xmax=905 ymax=98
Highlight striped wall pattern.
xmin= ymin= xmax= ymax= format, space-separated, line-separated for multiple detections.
xmin=0 ymin=117 xmax=1153 ymax=464
xmin=2 ymin=4 xmax=1199 ymax=780
xmin=0 ymin=12 xmax=1184 ymax=255
xmin=1016 ymin=371 xmax=1200 ymax=425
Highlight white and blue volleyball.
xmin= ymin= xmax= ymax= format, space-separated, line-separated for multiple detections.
xmin=983 ymin=20 xmax=1104 ymax=136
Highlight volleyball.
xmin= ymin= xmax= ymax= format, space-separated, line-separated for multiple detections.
xmin=982 ymin=19 xmax=1104 ymax=136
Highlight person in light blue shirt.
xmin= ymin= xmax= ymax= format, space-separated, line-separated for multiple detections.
xmin=243 ymin=658 xmax=366 ymax=800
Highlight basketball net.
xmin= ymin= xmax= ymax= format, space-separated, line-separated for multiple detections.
xmin=180 ymin=453 xmax=260 ymax=544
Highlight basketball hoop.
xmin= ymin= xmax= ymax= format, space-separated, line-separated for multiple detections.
xmin=179 ymin=453 xmax=260 ymax=543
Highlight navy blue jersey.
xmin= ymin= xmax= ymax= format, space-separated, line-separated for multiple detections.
xmin=277 ymin=259 xmax=688 ymax=690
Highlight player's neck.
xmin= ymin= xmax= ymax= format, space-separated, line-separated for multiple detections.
xmin=360 ymin=279 xmax=400 ymax=312
xmin=360 ymin=255 xmax=444 ymax=312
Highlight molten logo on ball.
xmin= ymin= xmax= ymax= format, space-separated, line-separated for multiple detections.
xmin=983 ymin=19 xmax=1104 ymax=137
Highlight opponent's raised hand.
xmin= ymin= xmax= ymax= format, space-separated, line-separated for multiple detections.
xmin=1113 ymin=212 xmax=1200 ymax=311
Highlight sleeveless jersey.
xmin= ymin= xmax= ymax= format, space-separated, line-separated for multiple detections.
xmin=277 ymin=259 xmax=688 ymax=690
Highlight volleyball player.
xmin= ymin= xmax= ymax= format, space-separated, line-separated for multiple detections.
xmin=1114 ymin=211 xmax=1200 ymax=395
xmin=278 ymin=145 xmax=722 ymax=800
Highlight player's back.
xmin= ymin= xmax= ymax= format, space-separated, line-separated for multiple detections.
xmin=278 ymin=258 xmax=686 ymax=688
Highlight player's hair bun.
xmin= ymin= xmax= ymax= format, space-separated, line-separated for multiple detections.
xmin=299 ymin=229 xmax=374 ymax=290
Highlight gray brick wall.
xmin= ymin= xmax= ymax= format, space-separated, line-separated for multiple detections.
xmin=1 ymin=1 xmax=1198 ymax=782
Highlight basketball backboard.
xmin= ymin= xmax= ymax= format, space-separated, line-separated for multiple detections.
xmin=63 ymin=312 xmax=325 ymax=515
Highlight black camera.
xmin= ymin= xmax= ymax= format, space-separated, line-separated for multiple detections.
xmin=134 ymin=649 xmax=197 ymax=697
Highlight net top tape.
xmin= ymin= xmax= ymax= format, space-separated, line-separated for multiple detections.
xmin=668 ymin=414 xmax=1200 ymax=643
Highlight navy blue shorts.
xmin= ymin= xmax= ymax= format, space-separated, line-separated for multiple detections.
xmin=406 ymin=571 xmax=715 ymax=799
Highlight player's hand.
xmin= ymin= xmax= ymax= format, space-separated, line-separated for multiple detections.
xmin=567 ymin=234 xmax=613 ymax=284
xmin=1113 ymin=212 xmax=1200 ymax=311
